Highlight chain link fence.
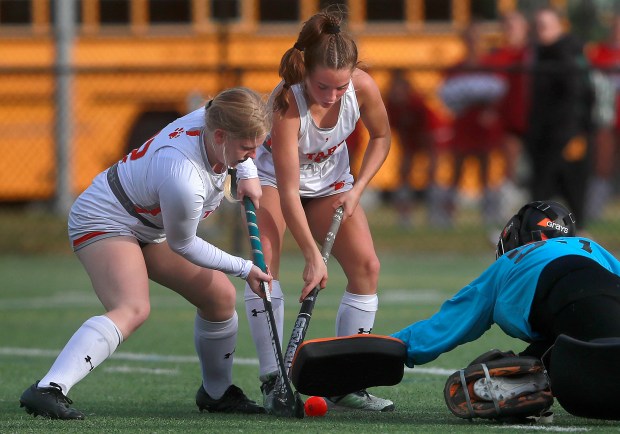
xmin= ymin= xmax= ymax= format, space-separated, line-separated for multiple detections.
xmin=2 ymin=3 xmax=620 ymax=255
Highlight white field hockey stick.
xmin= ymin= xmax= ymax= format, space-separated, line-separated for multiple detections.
xmin=283 ymin=206 xmax=344 ymax=378
xmin=243 ymin=197 xmax=304 ymax=418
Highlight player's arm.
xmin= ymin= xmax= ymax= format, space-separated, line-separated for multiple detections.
xmin=339 ymin=69 xmax=391 ymax=215
xmin=391 ymin=280 xmax=495 ymax=367
xmin=271 ymin=93 xmax=328 ymax=296
xmin=235 ymin=159 xmax=262 ymax=208
xmin=153 ymin=149 xmax=258 ymax=279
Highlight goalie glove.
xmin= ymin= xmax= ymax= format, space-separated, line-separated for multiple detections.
xmin=443 ymin=349 xmax=553 ymax=422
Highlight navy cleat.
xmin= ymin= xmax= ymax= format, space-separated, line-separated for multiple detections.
xmin=19 ymin=381 xmax=85 ymax=420
xmin=196 ymin=384 xmax=265 ymax=414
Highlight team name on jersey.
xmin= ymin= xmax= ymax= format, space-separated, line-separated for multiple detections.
xmin=305 ymin=140 xmax=345 ymax=163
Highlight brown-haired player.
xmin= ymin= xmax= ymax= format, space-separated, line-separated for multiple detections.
xmin=236 ymin=7 xmax=393 ymax=412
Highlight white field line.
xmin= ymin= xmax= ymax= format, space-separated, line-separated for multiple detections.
xmin=0 ymin=289 xmax=445 ymax=311
xmin=103 ymin=366 xmax=179 ymax=375
xmin=405 ymin=366 xmax=455 ymax=376
xmin=1 ymin=346 xmax=452 ymax=375
xmin=496 ymin=426 xmax=589 ymax=432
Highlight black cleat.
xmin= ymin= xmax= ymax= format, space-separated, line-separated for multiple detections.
xmin=196 ymin=384 xmax=265 ymax=414
xmin=19 ymin=381 xmax=85 ymax=420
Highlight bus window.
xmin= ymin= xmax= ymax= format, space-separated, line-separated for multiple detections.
xmin=212 ymin=0 xmax=240 ymax=22
xmin=0 ymin=0 xmax=31 ymax=25
xmin=149 ymin=0 xmax=190 ymax=24
xmin=367 ymin=0 xmax=405 ymax=22
xmin=259 ymin=0 xmax=298 ymax=22
xmin=424 ymin=0 xmax=450 ymax=22
xmin=471 ymin=0 xmax=497 ymax=20
xmin=100 ymin=0 xmax=130 ymax=25
xmin=320 ymin=0 xmax=346 ymax=11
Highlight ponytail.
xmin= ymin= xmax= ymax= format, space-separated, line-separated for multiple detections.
xmin=273 ymin=5 xmax=358 ymax=116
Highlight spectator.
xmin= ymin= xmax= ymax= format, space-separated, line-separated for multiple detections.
xmin=384 ymin=69 xmax=444 ymax=227
xmin=437 ymin=22 xmax=507 ymax=226
xmin=483 ymin=11 xmax=532 ymax=215
xmin=526 ymin=7 xmax=595 ymax=230
xmin=587 ymin=14 xmax=620 ymax=221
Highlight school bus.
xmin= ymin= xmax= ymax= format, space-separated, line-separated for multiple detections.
xmin=0 ymin=0 xmax=566 ymax=202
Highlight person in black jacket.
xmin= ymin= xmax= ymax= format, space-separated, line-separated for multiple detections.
xmin=526 ymin=7 xmax=594 ymax=230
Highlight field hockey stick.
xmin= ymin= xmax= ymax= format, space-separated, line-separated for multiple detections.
xmin=283 ymin=206 xmax=344 ymax=378
xmin=243 ymin=197 xmax=304 ymax=418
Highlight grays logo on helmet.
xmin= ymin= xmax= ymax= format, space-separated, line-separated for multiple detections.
xmin=496 ymin=200 xmax=576 ymax=258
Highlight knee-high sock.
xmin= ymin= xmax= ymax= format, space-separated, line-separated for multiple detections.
xmin=335 ymin=291 xmax=379 ymax=336
xmin=194 ymin=311 xmax=238 ymax=400
xmin=244 ymin=280 xmax=284 ymax=379
xmin=39 ymin=315 xmax=123 ymax=395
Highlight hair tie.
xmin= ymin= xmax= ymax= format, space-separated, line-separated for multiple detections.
xmin=324 ymin=22 xmax=340 ymax=34
xmin=293 ymin=42 xmax=304 ymax=52
xmin=206 ymin=100 xmax=213 ymax=109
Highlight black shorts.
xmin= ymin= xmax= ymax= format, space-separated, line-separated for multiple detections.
xmin=529 ymin=255 xmax=620 ymax=343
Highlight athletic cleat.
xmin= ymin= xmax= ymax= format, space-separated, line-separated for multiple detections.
xmin=196 ymin=384 xmax=265 ymax=414
xmin=327 ymin=390 xmax=395 ymax=412
xmin=259 ymin=372 xmax=277 ymax=414
xmin=19 ymin=381 xmax=85 ymax=420
xmin=473 ymin=373 xmax=549 ymax=402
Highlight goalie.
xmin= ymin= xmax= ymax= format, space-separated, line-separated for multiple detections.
xmin=391 ymin=200 xmax=620 ymax=421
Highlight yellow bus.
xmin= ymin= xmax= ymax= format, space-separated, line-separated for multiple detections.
xmin=0 ymin=0 xmax=557 ymax=202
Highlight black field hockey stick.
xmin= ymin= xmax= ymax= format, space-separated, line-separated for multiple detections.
xmin=243 ymin=197 xmax=304 ymax=418
xmin=283 ymin=206 xmax=344 ymax=378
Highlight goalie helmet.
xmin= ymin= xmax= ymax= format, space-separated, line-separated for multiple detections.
xmin=496 ymin=200 xmax=576 ymax=258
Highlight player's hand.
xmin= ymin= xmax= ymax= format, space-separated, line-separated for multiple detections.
xmin=237 ymin=178 xmax=262 ymax=209
xmin=334 ymin=187 xmax=362 ymax=220
xmin=246 ymin=265 xmax=272 ymax=298
xmin=300 ymin=253 xmax=328 ymax=302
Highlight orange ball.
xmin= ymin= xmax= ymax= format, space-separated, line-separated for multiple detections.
xmin=304 ymin=396 xmax=328 ymax=417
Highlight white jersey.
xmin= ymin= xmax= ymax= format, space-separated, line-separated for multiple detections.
xmin=254 ymin=80 xmax=360 ymax=197
xmin=68 ymin=107 xmax=255 ymax=278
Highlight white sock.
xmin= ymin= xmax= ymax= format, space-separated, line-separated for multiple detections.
xmin=194 ymin=311 xmax=238 ymax=400
xmin=244 ymin=280 xmax=284 ymax=379
xmin=335 ymin=291 xmax=378 ymax=336
xmin=39 ymin=315 xmax=123 ymax=395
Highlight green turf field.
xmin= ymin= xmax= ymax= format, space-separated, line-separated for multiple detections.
xmin=1 ymin=249 xmax=619 ymax=433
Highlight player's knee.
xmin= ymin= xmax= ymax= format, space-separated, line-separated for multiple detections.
xmin=217 ymin=286 xmax=237 ymax=311
xmin=347 ymin=254 xmax=380 ymax=291
xmin=259 ymin=235 xmax=277 ymax=264
xmin=126 ymin=303 xmax=151 ymax=329
xmin=361 ymin=254 xmax=381 ymax=280
xmin=112 ymin=302 xmax=150 ymax=336
xmin=197 ymin=286 xmax=236 ymax=318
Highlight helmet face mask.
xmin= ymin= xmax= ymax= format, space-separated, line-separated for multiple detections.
xmin=496 ymin=201 xmax=576 ymax=259
xmin=496 ymin=215 xmax=521 ymax=259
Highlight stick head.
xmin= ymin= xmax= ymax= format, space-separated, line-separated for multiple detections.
xmin=265 ymin=380 xmax=305 ymax=418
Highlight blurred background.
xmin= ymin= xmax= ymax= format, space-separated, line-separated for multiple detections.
xmin=1 ymin=0 xmax=620 ymax=257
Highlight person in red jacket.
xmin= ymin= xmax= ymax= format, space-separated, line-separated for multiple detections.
xmin=587 ymin=14 xmax=620 ymax=221
xmin=437 ymin=22 xmax=507 ymax=226
xmin=483 ymin=12 xmax=532 ymax=189
xmin=385 ymin=69 xmax=448 ymax=227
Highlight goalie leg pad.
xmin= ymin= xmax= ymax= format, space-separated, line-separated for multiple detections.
xmin=444 ymin=351 xmax=554 ymax=421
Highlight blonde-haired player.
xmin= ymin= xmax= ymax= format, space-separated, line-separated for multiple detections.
xmin=20 ymin=87 xmax=272 ymax=419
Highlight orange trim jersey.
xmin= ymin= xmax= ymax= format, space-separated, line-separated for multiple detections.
xmin=253 ymin=81 xmax=359 ymax=197
xmin=68 ymin=107 xmax=255 ymax=278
